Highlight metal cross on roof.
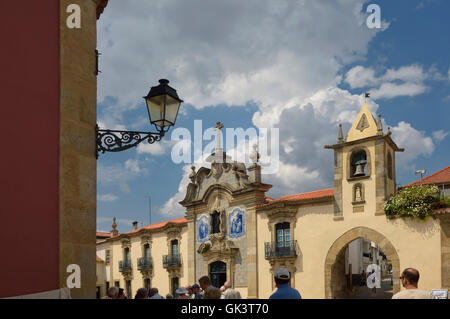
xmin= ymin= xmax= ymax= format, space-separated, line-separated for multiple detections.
xmin=215 ymin=122 xmax=224 ymax=151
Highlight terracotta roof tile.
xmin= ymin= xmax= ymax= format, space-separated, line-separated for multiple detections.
xmin=402 ymin=166 xmax=450 ymax=187
xmin=259 ymin=188 xmax=334 ymax=207
xmin=96 ymin=256 xmax=104 ymax=263
xmin=96 ymin=232 xmax=110 ymax=238
xmin=433 ymin=207 xmax=450 ymax=215
xmin=117 ymin=217 xmax=187 ymax=237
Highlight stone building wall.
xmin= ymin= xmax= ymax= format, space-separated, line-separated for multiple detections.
xmin=59 ymin=0 xmax=102 ymax=299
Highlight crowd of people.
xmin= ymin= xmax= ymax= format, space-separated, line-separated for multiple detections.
xmin=104 ymin=267 xmax=301 ymax=300
xmin=104 ymin=266 xmax=433 ymax=299
xmin=104 ymin=275 xmax=246 ymax=299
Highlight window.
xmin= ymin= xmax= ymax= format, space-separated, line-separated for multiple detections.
xmin=171 ymin=240 xmax=179 ymax=256
xmin=275 ymin=222 xmax=292 ymax=257
xmin=105 ymin=250 xmax=110 ymax=265
xmin=144 ymin=244 xmax=150 ymax=258
xmin=276 ymin=222 xmax=291 ymax=247
xmin=114 ymin=281 xmax=120 ymax=287
xmin=124 ymin=247 xmax=130 ymax=265
xmin=106 ymin=281 xmax=110 ymax=291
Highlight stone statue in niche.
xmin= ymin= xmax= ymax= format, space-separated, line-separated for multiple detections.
xmin=211 ymin=211 xmax=221 ymax=234
xmin=355 ymin=185 xmax=362 ymax=201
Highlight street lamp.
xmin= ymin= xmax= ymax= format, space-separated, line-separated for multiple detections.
xmin=96 ymin=79 xmax=183 ymax=158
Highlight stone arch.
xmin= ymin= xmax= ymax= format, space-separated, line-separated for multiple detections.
xmin=202 ymin=183 xmax=233 ymax=205
xmin=324 ymin=226 xmax=400 ymax=299
xmin=346 ymin=146 xmax=372 ymax=179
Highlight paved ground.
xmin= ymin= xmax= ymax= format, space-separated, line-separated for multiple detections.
xmin=348 ymin=275 xmax=393 ymax=299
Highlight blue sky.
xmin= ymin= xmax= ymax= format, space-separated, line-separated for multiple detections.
xmin=96 ymin=0 xmax=449 ymax=232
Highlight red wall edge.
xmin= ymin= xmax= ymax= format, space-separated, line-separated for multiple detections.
xmin=0 ymin=1 xmax=60 ymax=297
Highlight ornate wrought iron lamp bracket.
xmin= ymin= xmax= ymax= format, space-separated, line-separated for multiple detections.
xmin=95 ymin=124 xmax=166 ymax=159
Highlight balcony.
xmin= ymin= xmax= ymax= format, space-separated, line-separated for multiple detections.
xmin=363 ymin=252 xmax=372 ymax=258
xmin=264 ymin=241 xmax=299 ymax=260
xmin=163 ymin=254 xmax=182 ymax=268
xmin=137 ymin=257 xmax=153 ymax=270
xmin=119 ymin=260 xmax=132 ymax=272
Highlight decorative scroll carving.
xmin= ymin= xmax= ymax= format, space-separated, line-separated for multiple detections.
xmin=121 ymin=237 xmax=131 ymax=249
xmin=211 ymin=163 xmax=223 ymax=179
xmin=197 ymin=242 xmax=211 ymax=254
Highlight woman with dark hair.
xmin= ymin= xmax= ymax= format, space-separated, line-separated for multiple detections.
xmin=135 ymin=288 xmax=148 ymax=299
xmin=118 ymin=288 xmax=127 ymax=299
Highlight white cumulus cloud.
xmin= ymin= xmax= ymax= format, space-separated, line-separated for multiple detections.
xmin=344 ymin=64 xmax=430 ymax=99
xmin=97 ymin=1 xmax=439 ymax=218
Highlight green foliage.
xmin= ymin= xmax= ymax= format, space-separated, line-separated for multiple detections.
xmin=384 ymin=185 xmax=449 ymax=221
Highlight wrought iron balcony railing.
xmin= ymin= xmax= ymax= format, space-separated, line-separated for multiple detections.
xmin=137 ymin=256 xmax=153 ymax=270
xmin=264 ymin=240 xmax=299 ymax=260
xmin=119 ymin=260 xmax=132 ymax=272
xmin=163 ymin=254 xmax=182 ymax=268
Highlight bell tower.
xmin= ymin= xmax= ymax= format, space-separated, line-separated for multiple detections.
xmin=325 ymin=100 xmax=404 ymax=219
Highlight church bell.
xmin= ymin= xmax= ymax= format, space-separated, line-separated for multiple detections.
xmin=354 ymin=160 xmax=367 ymax=176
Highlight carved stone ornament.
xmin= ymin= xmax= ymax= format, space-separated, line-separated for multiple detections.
xmin=211 ymin=162 xmax=223 ymax=179
xmin=140 ymin=269 xmax=152 ymax=280
xmin=356 ymin=114 xmax=370 ymax=132
xmin=233 ymin=162 xmax=249 ymax=189
xmin=189 ymin=166 xmax=196 ymax=183
xmin=122 ymin=272 xmax=133 ymax=281
xmin=121 ymin=237 xmax=131 ymax=249
xmin=166 ymin=226 xmax=182 ymax=239
xmin=197 ymin=242 xmax=211 ymax=254
xmin=198 ymin=235 xmax=238 ymax=260
xmin=140 ymin=233 xmax=152 ymax=246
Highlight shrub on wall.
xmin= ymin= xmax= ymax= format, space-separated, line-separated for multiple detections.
xmin=384 ymin=185 xmax=449 ymax=221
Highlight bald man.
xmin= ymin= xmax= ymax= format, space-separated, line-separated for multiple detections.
xmin=392 ymin=268 xmax=431 ymax=299
xmin=222 ymin=281 xmax=242 ymax=299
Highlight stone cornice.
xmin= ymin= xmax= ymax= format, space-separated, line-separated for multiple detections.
xmin=324 ymin=133 xmax=404 ymax=152
xmin=181 ymin=182 xmax=272 ymax=208
xmin=105 ymin=221 xmax=187 ymax=243
xmin=257 ymin=195 xmax=333 ymax=212
xmin=263 ymin=206 xmax=298 ymax=218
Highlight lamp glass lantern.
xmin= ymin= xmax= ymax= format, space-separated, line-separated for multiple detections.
xmin=144 ymin=79 xmax=183 ymax=133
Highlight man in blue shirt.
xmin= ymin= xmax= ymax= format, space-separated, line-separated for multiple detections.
xmin=269 ymin=268 xmax=301 ymax=299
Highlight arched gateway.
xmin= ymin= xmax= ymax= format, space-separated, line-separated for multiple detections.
xmin=324 ymin=227 xmax=400 ymax=299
